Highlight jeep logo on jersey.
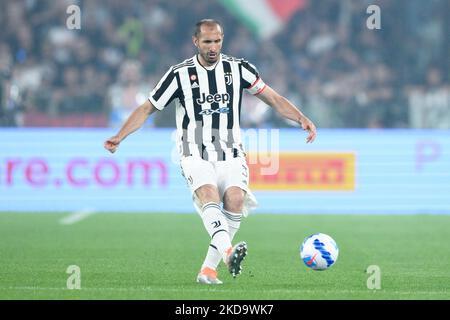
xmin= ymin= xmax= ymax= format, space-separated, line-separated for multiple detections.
xmin=196 ymin=92 xmax=230 ymax=105
xmin=198 ymin=107 xmax=230 ymax=115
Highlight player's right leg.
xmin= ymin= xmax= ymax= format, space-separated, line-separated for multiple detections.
xmin=198 ymin=189 xmax=245 ymax=281
xmin=195 ymin=184 xmax=232 ymax=262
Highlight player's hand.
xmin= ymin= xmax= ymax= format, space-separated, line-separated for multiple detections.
xmin=300 ymin=117 xmax=316 ymax=143
xmin=104 ymin=136 xmax=121 ymax=153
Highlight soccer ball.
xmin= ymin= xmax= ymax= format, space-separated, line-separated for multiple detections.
xmin=300 ymin=233 xmax=339 ymax=270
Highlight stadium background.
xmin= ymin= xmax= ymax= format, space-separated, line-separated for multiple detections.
xmin=1 ymin=0 xmax=448 ymax=214
xmin=1 ymin=0 xmax=449 ymax=300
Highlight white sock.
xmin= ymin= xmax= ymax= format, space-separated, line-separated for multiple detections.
xmin=222 ymin=209 xmax=242 ymax=241
xmin=201 ymin=209 xmax=242 ymax=271
xmin=201 ymin=244 xmax=222 ymax=271
xmin=200 ymin=202 xmax=232 ymax=263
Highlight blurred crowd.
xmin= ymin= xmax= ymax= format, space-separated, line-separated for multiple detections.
xmin=0 ymin=0 xmax=448 ymax=128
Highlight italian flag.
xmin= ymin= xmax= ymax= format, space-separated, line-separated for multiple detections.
xmin=219 ymin=0 xmax=307 ymax=39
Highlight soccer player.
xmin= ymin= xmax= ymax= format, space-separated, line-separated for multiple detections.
xmin=104 ymin=19 xmax=316 ymax=284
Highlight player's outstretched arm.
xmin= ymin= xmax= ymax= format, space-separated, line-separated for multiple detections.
xmin=104 ymin=100 xmax=157 ymax=153
xmin=256 ymin=85 xmax=316 ymax=143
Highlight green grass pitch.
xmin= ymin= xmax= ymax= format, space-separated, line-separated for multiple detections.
xmin=0 ymin=212 xmax=449 ymax=299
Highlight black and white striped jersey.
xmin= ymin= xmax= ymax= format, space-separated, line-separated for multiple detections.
xmin=148 ymin=53 xmax=266 ymax=161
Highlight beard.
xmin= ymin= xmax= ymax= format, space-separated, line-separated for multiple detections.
xmin=202 ymin=51 xmax=219 ymax=65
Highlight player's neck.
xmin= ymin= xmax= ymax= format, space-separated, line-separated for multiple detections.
xmin=197 ymin=54 xmax=220 ymax=69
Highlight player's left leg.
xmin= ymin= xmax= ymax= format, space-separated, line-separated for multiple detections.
xmin=222 ymin=187 xmax=248 ymax=277
xmin=219 ymin=156 xmax=256 ymax=242
xmin=222 ymin=186 xmax=245 ymax=241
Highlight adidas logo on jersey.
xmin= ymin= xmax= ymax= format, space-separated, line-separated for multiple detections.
xmin=191 ymin=82 xmax=199 ymax=89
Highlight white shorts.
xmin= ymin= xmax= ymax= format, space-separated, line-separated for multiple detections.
xmin=180 ymin=156 xmax=258 ymax=217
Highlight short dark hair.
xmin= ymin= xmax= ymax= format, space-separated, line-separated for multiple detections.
xmin=194 ymin=19 xmax=223 ymax=37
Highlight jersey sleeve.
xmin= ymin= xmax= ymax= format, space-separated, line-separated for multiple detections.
xmin=148 ymin=67 xmax=179 ymax=110
xmin=240 ymin=60 xmax=267 ymax=95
